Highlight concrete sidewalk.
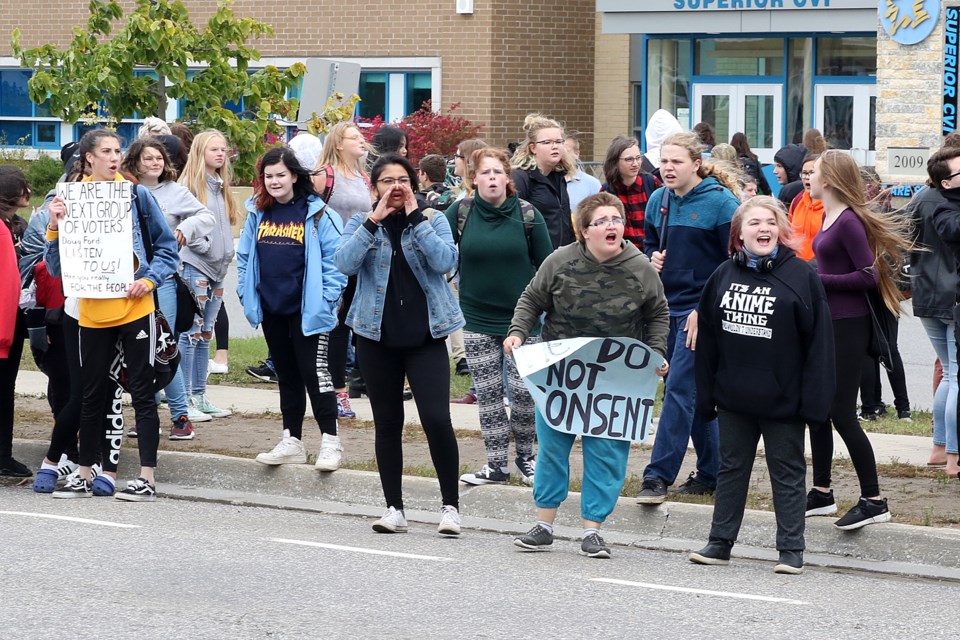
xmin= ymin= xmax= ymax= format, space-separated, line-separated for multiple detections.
xmin=14 ymin=369 xmax=936 ymax=466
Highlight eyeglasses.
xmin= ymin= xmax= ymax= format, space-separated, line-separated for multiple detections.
xmin=454 ymin=153 xmax=464 ymax=159
xmin=378 ymin=177 xmax=411 ymax=186
xmin=946 ymin=170 xmax=960 ymax=181
xmin=534 ymin=139 xmax=564 ymax=147
xmin=800 ymin=170 xmax=815 ymax=178
xmin=620 ymin=155 xmax=643 ymax=165
xmin=587 ymin=217 xmax=625 ymax=228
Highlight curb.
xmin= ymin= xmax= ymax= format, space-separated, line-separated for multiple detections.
xmin=11 ymin=439 xmax=960 ymax=580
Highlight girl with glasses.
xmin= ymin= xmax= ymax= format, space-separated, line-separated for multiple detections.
xmin=335 ymin=154 xmax=464 ymax=537
xmin=602 ymin=135 xmax=660 ymax=249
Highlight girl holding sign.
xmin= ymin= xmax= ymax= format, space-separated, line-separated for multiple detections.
xmin=690 ymin=196 xmax=834 ymax=574
xmin=505 ymin=192 xmax=669 ymax=558
xmin=46 ymin=129 xmax=179 ymax=501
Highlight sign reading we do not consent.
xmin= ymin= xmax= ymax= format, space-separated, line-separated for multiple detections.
xmin=56 ymin=181 xmax=135 ymax=298
xmin=513 ymin=337 xmax=665 ymax=443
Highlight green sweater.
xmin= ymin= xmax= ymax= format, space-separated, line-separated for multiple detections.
xmin=508 ymin=241 xmax=670 ymax=357
xmin=446 ymin=195 xmax=554 ymax=336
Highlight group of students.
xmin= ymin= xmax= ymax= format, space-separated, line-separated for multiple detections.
xmin=0 ymin=111 xmax=919 ymax=573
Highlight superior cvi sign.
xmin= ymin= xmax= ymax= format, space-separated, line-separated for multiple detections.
xmin=597 ymin=0 xmax=876 ymax=33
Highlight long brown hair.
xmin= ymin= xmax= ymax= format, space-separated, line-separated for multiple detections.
xmin=817 ymin=150 xmax=911 ymax=315
xmin=661 ymin=131 xmax=743 ymax=198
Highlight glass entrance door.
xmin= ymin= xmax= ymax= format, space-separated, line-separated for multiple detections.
xmin=815 ymin=84 xmax=877 ymax=166
xmin=692 ymin=84 xmax=782 ymax=164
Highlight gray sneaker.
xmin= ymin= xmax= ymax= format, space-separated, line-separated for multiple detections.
xmin=580 ymin=531 xmax=611 ymax=559
xmin=637 ymin=477 xmax=668 ymax=505
xmin=514 ymin=524 xmax=553 ymax=551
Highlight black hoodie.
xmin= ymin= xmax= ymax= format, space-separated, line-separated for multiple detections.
xmin=774 ymin=143 xmax=807 ymax=208
xmin=695 ymin=248 xmax=835 ymax=424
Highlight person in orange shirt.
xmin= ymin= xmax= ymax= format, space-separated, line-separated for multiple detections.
xmin=789 ymin=155 xmax=823 ymax=263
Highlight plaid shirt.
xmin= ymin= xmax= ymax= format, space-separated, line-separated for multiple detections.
xmin=606 ymin=174 xmax=660 ymax=248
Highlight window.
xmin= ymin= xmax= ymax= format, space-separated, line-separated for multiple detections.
xmin=358 ymin=73 xmax=387 ymax=120
xmin=816 ymin=37 xmax=877 ymax=77
xmin=646 ymin=39 xmax=692 ymax=123
xmin=0 ymin=70 xmax=32 ymax=117
xmin=405 ymin=73 xmax=431 ymax=114
xmin=695 ymin=38 xmax=784 ymax=76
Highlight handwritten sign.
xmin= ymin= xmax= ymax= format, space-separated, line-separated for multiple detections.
xmin=513 ymin=337 xmax=665 ymax=443
xmin=56 ymin=181 xmax=134 ymax=298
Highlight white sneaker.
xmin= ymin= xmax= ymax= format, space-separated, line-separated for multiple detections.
xmin=255 ymin=429 xmax=308 ymax=465
xmin=372 ymin=506 xmax=408 ymax=533
xmin=64 ymin=463 xmax=102 ymax=485
xmin=314 ymin=433 xmax=343 ymax=472
xmin=193 ymin=394 xmax=232 ymax=418
xmin=187 ymin=404 xmax=212 ymax=423
xmin=438 ymin=505 xmax=461 ymax=536
xmin=208 ymin=359 xmax=228 ymax=374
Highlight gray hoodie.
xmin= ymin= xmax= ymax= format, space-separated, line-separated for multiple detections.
xmin=178 ymin=174 xmax=237 ymax=282
xmin=146 ymin=181 xmax=215 ymax=255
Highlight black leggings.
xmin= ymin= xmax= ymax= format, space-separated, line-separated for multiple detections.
xmin=45 ymin=315 xmax=123 ymax=471
xmin=214 ymin=303 xmax=229 ymax=351
xmin=261 ymin=310 xmax=338 ymax=439
xmin=78 ymin=315 xmax=159 ymax=469
xmin=357 ymin=335 xmax=460 ymax=511
xmin=809 ymin=315 xmax=881 ymax=497
xmin=0 ymin=310 xmax=25 ymax=459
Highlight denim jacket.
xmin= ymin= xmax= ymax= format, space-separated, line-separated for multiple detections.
xmin=237 ymin=194 xmax=347 ymax=335
xmin=334 ymin=209 xmax=464 ymax=341
xmin=45 ymin=184 xmax=179 ymax=288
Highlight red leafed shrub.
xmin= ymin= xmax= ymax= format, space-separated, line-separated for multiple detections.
xmin=359 ymin=101 xmax=483 ymax=162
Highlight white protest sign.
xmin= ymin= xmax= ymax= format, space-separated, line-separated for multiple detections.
xmin=514 ymin=337 xmax=665 ymax=443
xmin=56 ymin=181 xmax=134 ymax=298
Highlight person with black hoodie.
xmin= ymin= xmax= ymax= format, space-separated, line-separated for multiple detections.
xmin=688 ymin=196 xmax=834 ymax=575
xmin=773 ymin=143 xmax=806 ymax=209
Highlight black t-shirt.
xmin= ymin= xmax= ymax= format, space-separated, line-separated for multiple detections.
xmin=374 ymin=209 xmax=432 ymax=349
xmin=256 ymin=198 xmax=307 ymax=316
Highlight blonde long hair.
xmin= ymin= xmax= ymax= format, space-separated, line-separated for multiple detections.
xmin=510 ymin=113 xmax=576 ymax=179
xmin=316 ymin=122 xmax=368 ymax=177
xmin=661 ymin=131 xmax=744 ymax=199
xmin=178 ymin=129 xmax=240 ymax=225
xmin=817 ymin=149 xmax=911 ymax=316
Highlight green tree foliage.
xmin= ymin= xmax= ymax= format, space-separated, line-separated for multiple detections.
xmin=12 ymin=0 xmax=305 ymax=181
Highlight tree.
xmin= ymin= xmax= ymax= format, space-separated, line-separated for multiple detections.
xmin=11 ymin=0 xmax=305 ymax=181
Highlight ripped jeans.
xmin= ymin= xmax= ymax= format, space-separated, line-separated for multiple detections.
xmin=177 ymin=262 xmax=225 ymax=397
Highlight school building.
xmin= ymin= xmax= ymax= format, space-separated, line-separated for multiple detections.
xmin=0 ymin=0 xmax=953 ymax=185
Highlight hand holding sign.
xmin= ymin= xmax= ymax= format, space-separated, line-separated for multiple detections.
xmin=56 ymin=181 xmax=135 ymax=299
xmin=513 ymin=337 xmax=665 ymax=443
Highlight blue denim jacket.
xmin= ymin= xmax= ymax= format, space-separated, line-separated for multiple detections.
xmin=45 ymin=184 xmax=179 ymax=287
xmin=237 ymin=194 xmax=347 ymax=335
xmin=334 ymin=210 xmax=464 ymax=341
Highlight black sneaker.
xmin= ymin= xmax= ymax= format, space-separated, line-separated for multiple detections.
xmin=835 ymin=497 xmax=891 ymax=530
xmin=460 ymin=464 xmax=509 ymax=485
xmin=115 ymin=477 xmax=157 ymax=502
xmin=52 ymin=475 xmax=92 ymax=499
xmin=805 ymin=488 xmax=838 ymax=517
xmin=774 ymin=550 xmax=804 ymax=575
xmin=246 ymin=361 xmax=278 ymax=383
xmin=514 ymin=524 xmax=553 ymax=551
xmin=455 ymin=358 xmax=470 ymax=376
xmin=672 ymin=472 xmax=714 ymax=496
xmin=637 ymin=477 xmax=668 ymax=505
xmin=515 ymin=455 xmax=536 ymax=486
xmin=0 ymin=455 xmax=31 ymax=477
xmin=897 ymin=409 xmax=912 ymax=422
xmin=688 ymin=539 xmax=733 ymax=565
xmin=580 ymin=531 xmax=611 ymax=559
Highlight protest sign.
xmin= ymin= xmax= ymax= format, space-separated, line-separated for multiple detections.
xmin=513 ymin=337 xmax=665 ymax=443
xmin=56 ymin=181 xmax=134 ymax=298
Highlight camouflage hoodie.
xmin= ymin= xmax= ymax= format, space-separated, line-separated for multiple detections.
xmin=508 ymin=241 xmax=669 ymax=358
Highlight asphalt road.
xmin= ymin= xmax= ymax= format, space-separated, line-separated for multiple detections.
xmin=2 ymin=487 xmax=957 ymax=639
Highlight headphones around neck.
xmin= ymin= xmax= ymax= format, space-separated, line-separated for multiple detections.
xmin=732 ymin=250 xmax=776 ymax=272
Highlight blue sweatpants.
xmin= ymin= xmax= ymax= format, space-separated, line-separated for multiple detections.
xmin=533 ymin=409 xmax=631 ymax=523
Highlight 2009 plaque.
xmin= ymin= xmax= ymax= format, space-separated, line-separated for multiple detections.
xmin=887 ymin=147 xmax=930 ymax=178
